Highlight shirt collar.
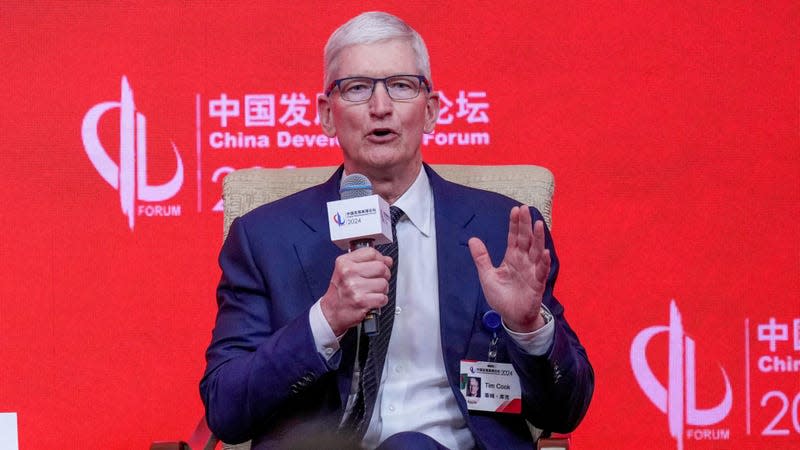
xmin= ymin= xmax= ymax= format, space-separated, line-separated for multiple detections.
xmin=391 ymin=166 xmax=433 ymax=237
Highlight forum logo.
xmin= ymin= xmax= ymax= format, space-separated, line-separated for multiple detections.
xmin=81 ymin=76 xmax=184 ymax=230
xmin=630 ymin=300 xmax=733 ymax=449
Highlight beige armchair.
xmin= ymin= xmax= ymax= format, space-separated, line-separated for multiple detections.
xmin=151 ymin=164 xmax=568 ymax=450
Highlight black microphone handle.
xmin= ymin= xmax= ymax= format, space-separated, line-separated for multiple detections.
xmin=348 ymin=239 xmax=380 ymax=336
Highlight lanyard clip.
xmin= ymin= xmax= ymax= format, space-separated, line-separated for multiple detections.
xmin=482 ymin=310 xmax=501 ymax=362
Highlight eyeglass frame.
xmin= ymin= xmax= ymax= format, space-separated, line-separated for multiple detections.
xmin=324 ymin=74 xmax=432 ymax=102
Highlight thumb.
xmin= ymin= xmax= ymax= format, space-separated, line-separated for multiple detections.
xmin=468 ymin=237 xmax=494 ymax=275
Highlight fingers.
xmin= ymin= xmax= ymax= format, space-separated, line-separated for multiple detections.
xmin=535 ymin=248 xmax=552 ymax=284
xmin=529 ymin=215 xmax=544 ymax=254
xmin=347 ymin=246 xmax=391 ymax=264
xmin=323 ymin=247 xmax=394 ymax=333
xmin=337 ymin=277 xmax=390 ymax=302
xmin=468 ymin=237 xmax=494 ymax=275
xmin=507 ymin=205 xmax=535 ymax=254
xmin=485 ymin=206 xmax=547 ymax=270
xmin=516 ymin=205 xmax=534 ymax=252
xmin=334 ymin=248 xmax=392 ymax=287
xmin=347 ymin=259 xmax=392 ymax=279
xmin=506 ymin=206 xmax=519 ymax=250
xmin=528 ymin=220 xmax=551 ymax=292
xmin=505 ymin=207 xmax=550 ymax=293
xmin=321 ymin=285 xmax=388 ymax=336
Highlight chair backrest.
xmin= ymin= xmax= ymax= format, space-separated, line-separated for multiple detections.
xmin=222 ymin=164 xmax=554 ymax=241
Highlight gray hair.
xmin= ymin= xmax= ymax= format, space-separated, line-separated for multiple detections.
xmin=323 ymin=11 xmax=432 ymax=90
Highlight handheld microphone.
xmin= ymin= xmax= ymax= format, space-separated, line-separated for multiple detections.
xmin=327 ymin=173 xmax=392 ymax=335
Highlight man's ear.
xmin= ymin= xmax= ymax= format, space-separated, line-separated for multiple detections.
xmin=423 ymin=91 xmax=440 ymax=134
xmin=318 ymin=94 xmax=336 ymax=137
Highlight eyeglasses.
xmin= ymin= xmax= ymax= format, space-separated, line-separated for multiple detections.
xmin=325 ymin=74 xmax=431 ymax=102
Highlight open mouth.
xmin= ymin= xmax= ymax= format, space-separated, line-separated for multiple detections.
xmin=370 ymin=128 xmax=393 ymax=137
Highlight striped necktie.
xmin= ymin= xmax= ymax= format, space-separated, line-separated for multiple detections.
xmin=353 ymin=205 xmax=404 ymax=436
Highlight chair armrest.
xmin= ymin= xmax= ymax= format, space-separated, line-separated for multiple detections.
xmin=150 ymin=442 xmax=190 ymax=450
xmin=150 ymin=415 xmax=219 ymax=450
xmin=537 ymin=434 xmax=571 ymax=450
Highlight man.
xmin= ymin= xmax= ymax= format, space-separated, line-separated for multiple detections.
xmin=201 ymin=11 xmax=593 ymax=450
xmin=467 ymin=377 xmax=481 ymax=399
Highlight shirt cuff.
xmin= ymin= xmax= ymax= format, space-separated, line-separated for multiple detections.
xmin=502 ymin=305 xmax=555 ymax=356
xmin=309 ymin=299 xmax=341 ymax=361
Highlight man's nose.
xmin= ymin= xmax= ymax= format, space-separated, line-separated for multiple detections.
xmin=368 ymin=81 xmax=393 ymax=116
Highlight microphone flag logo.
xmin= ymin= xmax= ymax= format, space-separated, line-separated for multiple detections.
xmin=630 ymin=300 xmax=733 ymax=450
xmin=81 ymin=76 xmax=184 ymax=230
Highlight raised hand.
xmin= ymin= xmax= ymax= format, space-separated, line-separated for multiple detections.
xmin=468 ymin=205 xmax=551 ymax=333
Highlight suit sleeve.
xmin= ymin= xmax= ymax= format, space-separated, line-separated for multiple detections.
xmin=506 ymin=206 xmax=594 ymax=434
xmin=199 ymin=217 xmax=336 ymax=444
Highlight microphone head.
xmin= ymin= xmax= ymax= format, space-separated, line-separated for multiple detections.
xmin=339 ymin=173 xmax=373 ymax=199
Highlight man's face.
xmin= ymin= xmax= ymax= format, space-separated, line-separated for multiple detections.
xmin=469 ymin=378 xmax=479 ymax=395
xmin=318 ymin=39 xmax=439 ymax=180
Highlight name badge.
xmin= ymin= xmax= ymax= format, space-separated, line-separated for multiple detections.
xmin=459 ymin=360 xmax=522 ymax=414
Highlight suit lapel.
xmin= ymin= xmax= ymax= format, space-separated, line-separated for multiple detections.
xmin=293 ymin=167 xmax=344 ymax=300
xmin=290 ymin=166 xmax=360 ymax=408
xmin=427 ymin=166 xmax=483 ymax=386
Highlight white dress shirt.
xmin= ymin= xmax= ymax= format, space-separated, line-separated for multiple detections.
xmin=309 ymin=167 xmax=555 ymax=449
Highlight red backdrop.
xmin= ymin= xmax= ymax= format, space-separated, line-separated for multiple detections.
xmin=1 ymin=1 xmax=798 ymax=449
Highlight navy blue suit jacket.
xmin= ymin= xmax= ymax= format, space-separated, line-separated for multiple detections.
xmin=201 ymin=164 xmax=593 ymax=449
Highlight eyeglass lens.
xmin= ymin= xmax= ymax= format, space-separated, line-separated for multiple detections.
xmin=339 ymin=76 xmax=423 ymax=102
